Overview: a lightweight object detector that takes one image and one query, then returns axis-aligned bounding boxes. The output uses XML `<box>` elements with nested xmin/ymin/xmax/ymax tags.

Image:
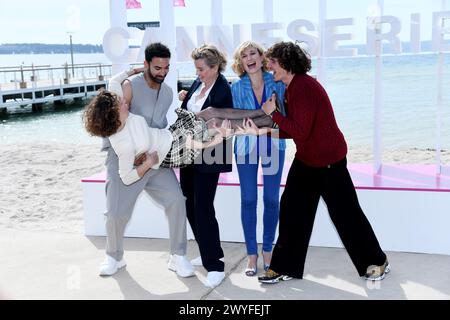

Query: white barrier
<box><xmin>82</xmin><ymin>164</ymin><xmax>450</xmax><ymax>255</ymax></box>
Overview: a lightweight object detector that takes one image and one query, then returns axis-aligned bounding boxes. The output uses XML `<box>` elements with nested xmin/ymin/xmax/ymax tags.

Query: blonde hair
<box><xmin>231</xmin><ymin>41</ymin><xmax>268</xmax><ymax>77</ymax></box>
<box><xmin>191</xmin><ymin>44</ymin><xmax>227</xmax><ymax>73</ymax></box>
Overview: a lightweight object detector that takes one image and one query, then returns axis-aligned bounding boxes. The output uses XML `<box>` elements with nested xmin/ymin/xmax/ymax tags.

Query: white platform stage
<box><xmin>82</xmin><ymin>163</ymin><xmax>450</xmax><ymax>255</ymax></box>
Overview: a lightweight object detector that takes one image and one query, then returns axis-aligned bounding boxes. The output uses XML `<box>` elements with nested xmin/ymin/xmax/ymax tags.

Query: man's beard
<box><xmin>147</xmin><ymin>69</ymin><xmax>165</xmax><ymax>84</ymax></box>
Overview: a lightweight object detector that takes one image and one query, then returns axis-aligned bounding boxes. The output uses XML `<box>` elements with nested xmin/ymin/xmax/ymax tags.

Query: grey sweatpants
<box><xmin>104</xmin><ymin>148</ymin><xmax>188</xmax><ymax>261</ymax></box>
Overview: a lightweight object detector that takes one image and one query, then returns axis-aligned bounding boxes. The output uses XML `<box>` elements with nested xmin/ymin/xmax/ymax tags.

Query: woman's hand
<box><xmin>234</xmin><ymin>119</ymin><xmax>247</xmax><ymax>135</ymax></box>
<box><xmin>144</xmin><ymin>151</ymin><xmax>159</xmax><ymax>167</ymax></box>
<box><xmin>242</xmin><ymin>118</ymin><xmax>260</xmax><ymax>135</ymax></box>
<box><xmin>136</xmin><ymin>151</ymin><xmax>158</xmax><ymax>178</ymax></box>
<box><xmin>127</xmin><ymin>66</ymin><xmax>145</xmax><ymax>77</ymax></box>
<box><xmin>262</xmin><ymin>93</ymin><xmax>276</xmax><ymax>116</ymax></box>
<box><xmin>134</xmin><ymin>152</ymin><xmax>147</xmax><ymax>166</ymax></box>
<box><xmin>213</xmin><ymin>119</ymin><xmax>233</xmax><ymax>138</ymax></box>
<box><xmin>178</xmin><ymin>90</ymin><xmax>188</xmax><ymax>101</ymax></box>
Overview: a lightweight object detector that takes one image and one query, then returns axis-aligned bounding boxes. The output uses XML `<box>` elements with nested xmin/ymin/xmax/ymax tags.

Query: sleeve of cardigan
<box><xmin>271</xmin><ymin>88</ymin><xmax>316</xmax><ymax>143</ymax></box>
<box><xmin>109</xmin><ymin>126</ymin><xmax>140</xmax><ymax>186</ymax></box>
<box><xmin>108</xmin><ymin>71</ymin><xmax>129</xmax><ymax>98</ymax></box>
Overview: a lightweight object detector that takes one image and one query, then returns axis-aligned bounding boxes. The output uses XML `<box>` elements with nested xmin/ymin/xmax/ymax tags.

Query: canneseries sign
<box><xmin>103</xmin><ymin>11</ymin><xmax>450</xmax><ymax>63</ymax></box>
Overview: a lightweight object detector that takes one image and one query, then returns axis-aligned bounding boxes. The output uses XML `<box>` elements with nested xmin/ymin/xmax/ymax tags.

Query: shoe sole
<box><xmin>245</xmin><ymin>268</ymin><xmax>257</xmax><ymax>277</ymax></box>
<box><xmin>205</xmin><ymin>276</ymin><xmax>225</xmax><ymax>288</ymax></box>
<box><xmin>168</xmin><ymin>264</ymin><xmax>195</xmax><ymax>278</ymax></box>
<box><xmin>259</xmin><ymin>275</ymin><xmax>293</xmax><ymax>284</ymax></box>
<box><xmin>365</xmin><ymin>263</ymin><xmax>390</xmax><ymax>281</ymax></box>
<box><xmin>99</xmin><ymin>263</ymin><xmax>126</xmax><ymax>276</ymax></box>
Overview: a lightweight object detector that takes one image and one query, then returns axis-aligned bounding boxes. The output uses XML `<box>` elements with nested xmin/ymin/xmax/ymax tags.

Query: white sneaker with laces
<box><xmin>168</xmin><ymin>254</ymin><xmax>195</xmax><ymax>278</ymax></box>
<box><xmin>190</xmin><ymin>256</ymin><xmax>224</xmax><ymax>267</ymax></box>
<box><xmin>205</xmin><ymin>271</ymin><xmax>225</xmax><ymax>288</ymax></box>
<box><xmin>99</xmin><ymin>255</ymin><xmax>126</xmax><ymax>276</ymax></box>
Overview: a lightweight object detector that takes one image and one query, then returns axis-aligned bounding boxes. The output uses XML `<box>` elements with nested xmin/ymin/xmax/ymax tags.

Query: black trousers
<box><xmin>180</xmin><ymin>165</ymin><xmax>225</xmax><ymax>272</ymax></box>
<box><xmin>271</xmin><ymin>157</ymin><xmax>386</xmax><ymax>278</ymax></box>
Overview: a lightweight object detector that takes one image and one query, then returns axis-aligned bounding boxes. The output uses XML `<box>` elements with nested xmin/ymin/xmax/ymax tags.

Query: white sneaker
<box><xmin>168</xmin><ymin>254</ymin><xmax>195</xmax><ymax>278</ymax></box>
<box><xmin>99</xmin><ymin>255</ymin><xmax>126</xmax><ymax>276</ymax></box>
<box><xmin>205</xmin><ymin>271</ymin><xmax>225</xmax><ymax>288</ymax></box>
<box><xmin>190</xmin><ymin>256</ymin><xmax>224</xmax><ymax>267</ymax></box>
<box><xmin>190</xmin><ymin>256</ymin><xmax>203</xmax><ymax>266</ymax></box>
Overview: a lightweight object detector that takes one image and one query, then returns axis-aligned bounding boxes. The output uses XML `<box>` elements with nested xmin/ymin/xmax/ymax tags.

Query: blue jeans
<box><xmin>235</xmin><ymin>142</ymin><xmax>285</xmax><ymax>256</ymax></box>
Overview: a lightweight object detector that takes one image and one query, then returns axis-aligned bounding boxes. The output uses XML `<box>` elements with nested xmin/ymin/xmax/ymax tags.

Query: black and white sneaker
<box><xmin>364</xmin><ymin>259</ymin><xmax>390</xmax><ymax>281</ymax></box>
<box><xmin>258</xmin><ymin>269</ymin><xmax>292</xmax><ymax>284</ymax></box>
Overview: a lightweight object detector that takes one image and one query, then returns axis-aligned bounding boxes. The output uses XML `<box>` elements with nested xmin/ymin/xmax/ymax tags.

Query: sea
<box><xmin>1</xmin><ymin>52</ymin><xmax>450</xmax><ymax>150</ymax></box>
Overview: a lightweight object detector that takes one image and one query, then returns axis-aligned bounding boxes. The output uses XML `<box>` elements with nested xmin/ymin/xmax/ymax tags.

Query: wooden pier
<box><xmin>0</xmin><ymin>63</ymin><xmax>111</xmax><ymax>113</ymax></box>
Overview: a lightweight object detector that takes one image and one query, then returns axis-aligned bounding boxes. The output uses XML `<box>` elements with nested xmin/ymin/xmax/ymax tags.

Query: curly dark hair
<box><xmin>265</xmin><ymin>41</ymin><xmax>311</xmax><ymax>75</ymax></box>
<box><xmin>83</xmin><ymin>90</ymin><xmax>121</xmax><ymax>138</ymax></box>
<box><xmin>145</xmin><ymin>42</ymin><xmax>171</xmax><ymax>63</ymax></box>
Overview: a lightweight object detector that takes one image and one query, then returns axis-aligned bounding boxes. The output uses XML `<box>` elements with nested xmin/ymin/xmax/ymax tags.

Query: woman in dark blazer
<box><xmin>178</xmin><ymin>44</ymin><xmax>233</xmax><ymax>288</ymax></box>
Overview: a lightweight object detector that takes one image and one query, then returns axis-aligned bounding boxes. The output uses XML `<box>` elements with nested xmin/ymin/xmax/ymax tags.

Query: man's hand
<box><xmin>262</xmin><ymin>93</ymin><xmax>276</xmax><ymax>116</ymax></box>
<box><xmin>134</xmin><ymin>152</ymin><xmax>147</xmax><ymax>166</ymax></box>
<box><xmin>178</xmin><ymin>90</ymin><xmax>188</xmax><ymax>101</ymax></box>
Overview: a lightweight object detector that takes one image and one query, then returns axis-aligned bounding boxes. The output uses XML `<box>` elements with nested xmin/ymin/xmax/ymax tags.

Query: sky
<box><xmin>0</xmin><ymin>0</ymin><xmax>448</xmax><ymax>45</ymax></box>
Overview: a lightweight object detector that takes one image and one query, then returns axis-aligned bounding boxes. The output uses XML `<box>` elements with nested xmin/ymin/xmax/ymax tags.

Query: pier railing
<box><xmin>0</xmin><ymin>63</ymin><xmax>114</xmax><ymax>91</ymax></box>
<box><xmin>0</xmin><ymin>64</ymin><xmax>231</xmax><ymax>112</ymax></box>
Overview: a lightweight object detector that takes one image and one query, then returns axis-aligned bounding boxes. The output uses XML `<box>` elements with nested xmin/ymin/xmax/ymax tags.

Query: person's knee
<box><xmin>105</xmin><ymin>209</ymin><xmax>132</xmax><ymax>222</ymax></box>
<box><xmin>263</xmin><ymin>197</ymin><xmax>279</xmax><ymax>211</ymax></box>
<box><xmin>174</xmin><ymin>191</ymin><xmax>187</xmax><ymax>202</ymax></box>
<box><xmin>241</xmin><ymin>198</ymin><xmax>257</xmax><ymax>211</ymax></box>
<box><xmin>166</xmin><ymin>191</ymin><xmax>187</xmax><ymax>209</ymax></box>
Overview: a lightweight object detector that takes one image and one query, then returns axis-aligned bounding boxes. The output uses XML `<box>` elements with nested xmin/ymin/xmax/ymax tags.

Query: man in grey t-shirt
<box><xmin>99</xmin><ymin>43</ymin><xmax>195</xmax><ymax>278</ymax></box>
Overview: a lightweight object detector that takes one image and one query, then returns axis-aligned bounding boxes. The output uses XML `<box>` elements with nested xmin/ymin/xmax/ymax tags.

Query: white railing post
<box><xmin>373</xmin><ymin>0</ymin><xmax>384</xmax><ymax>174</ymax></box>
<box><xmin>108</xmin><ymin>0</ymin><xmax>128</xmax><ymax>74</ymax></box>
<box><xmin>436</xmin><ymin>44</ymin><xmax>444</xmax><ymax>175</ymax></box>
<box><xmin>14</xmin><ymin>71</ymin><xmax>18</xmax><ymax>90</ymax></box>
<box><xmin>160</xmin><ymin>0</ymin><xmax>178</xmax><ymax>126</ymax></box>
<box><xmin>317</xmin><ymin>0</ymin><xmax>327</xmax><ymax>87</ymax></box>
<box><xmin>436</xmin><ymin>0</ymin><xmax>448</xmax><ymax>175</ymax></box>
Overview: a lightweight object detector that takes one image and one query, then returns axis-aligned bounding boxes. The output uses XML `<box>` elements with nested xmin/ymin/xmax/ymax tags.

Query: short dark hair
<box><xmin>266</xmin><ymin>41</ymin><xmax>311</xmax><ymax>75</ymax></box>
<box><xmin>145</xmin><ymin>42</ymin><xmax>171</xmax><ymax>63</ymax></box>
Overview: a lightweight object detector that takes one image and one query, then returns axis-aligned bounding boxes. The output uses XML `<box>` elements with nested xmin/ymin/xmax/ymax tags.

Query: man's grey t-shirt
<box><xmin>101</xmin><ymin>73</ymin><xmax>173</xmax><ymax>151</ymax></box>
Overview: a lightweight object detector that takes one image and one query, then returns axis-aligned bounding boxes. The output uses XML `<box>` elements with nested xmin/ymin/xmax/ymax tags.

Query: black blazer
<box><xmin>180</xmin><ymin>73</ymin><xmax>233</xmax><ymax>173</ymax></box>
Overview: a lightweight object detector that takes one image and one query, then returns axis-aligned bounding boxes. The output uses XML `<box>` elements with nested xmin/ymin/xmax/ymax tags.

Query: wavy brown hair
<box><xmin>83</xmin><ymin>90</ymin><xmax>121</xmax><ymax>138</ymax></box>
<box><xmin>265</xmin><ymin>41</ymin><xmax>311</xmax><ymax>75</ymax></box>
<box><xmin>191</xmin><ymin>44</ymin><xmax>227</xmax><ymax>73</ymax></box>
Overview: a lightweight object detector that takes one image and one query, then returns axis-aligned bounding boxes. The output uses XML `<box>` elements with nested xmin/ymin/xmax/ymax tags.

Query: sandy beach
<box><xmin>0</xmin><ymin>143</ymin><xmax>104</xmax><ymax>233</ymax></box>
<box><xmin>1</xmin><ymin>141</ymin><xmax>449</xmax><ymax>234</ymax></box>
